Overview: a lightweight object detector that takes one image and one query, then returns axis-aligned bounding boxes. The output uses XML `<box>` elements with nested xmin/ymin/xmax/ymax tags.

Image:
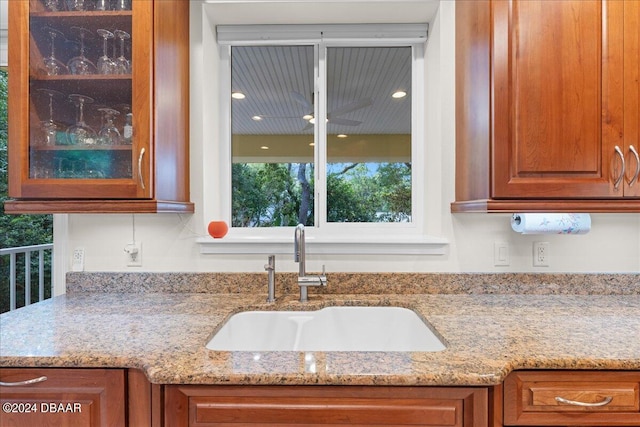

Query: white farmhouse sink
<box><xmin>206</xmin><ymin>306</ymin><xmax>446</xmax><ymax>352</ymax></box>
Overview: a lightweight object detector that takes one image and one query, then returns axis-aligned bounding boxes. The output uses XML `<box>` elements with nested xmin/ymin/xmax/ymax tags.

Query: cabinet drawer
<box><xmin>504</xmin><ymin>371</ymin><xmax>640</xmax><ymax>426</ymax></box>
<box><xmin>0</xmin><ymin>368</ymin><xmax>125</xmax><ymax>427</ymax></box>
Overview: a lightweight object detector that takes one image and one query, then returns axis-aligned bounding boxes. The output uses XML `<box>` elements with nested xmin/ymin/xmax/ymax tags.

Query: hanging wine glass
<box><xmin>96</xmin><ymin>29</ymin><xmax>116</xmax><ymax>74</ymax></box>
<box><xmin>113</xmin><ymin>30</ymin><xmax>131</xmax><ymax>74</ymax></box>
<box><xmin>67</xmin><ymin>27</ymin><xmax>97</xmax><ymax>75</ymax></box>
<box><xmin>42</xmin><ymin>26</ymin><xmax>68</xmax><ymax>76</ymax></box>
<box><xmin>67</xmin><ymin>94</ymin><xmax>97</xmax><ymax>145</ymax></box>
<box><xmin>36</xmin><ymin>88</ymin><xmax>64</xmax><ymax>146</ymax></box>
<box><xmin>97</xmin><ymin>108</ymin><xmax>121</xmax><ymax>145</ymax></box>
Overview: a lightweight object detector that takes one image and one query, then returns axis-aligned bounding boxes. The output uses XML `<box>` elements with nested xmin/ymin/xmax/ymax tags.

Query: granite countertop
<box><xmin>1</xmin><ymin>273</ymin><xmax>639</xmax><ymax>386</ymax></box>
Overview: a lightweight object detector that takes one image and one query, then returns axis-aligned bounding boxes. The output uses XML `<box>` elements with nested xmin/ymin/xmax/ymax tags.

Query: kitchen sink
<box><xmin>206</xmin><ymin>306</ymin><xmax>446</xmax><ymax>352</ymax></box>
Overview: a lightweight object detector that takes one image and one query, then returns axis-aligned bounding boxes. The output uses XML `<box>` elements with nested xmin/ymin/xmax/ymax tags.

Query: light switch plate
<box><xmin>494</xmin><ymin>241</ymin><xmax>510</xmax><ymax>266</ymax></box>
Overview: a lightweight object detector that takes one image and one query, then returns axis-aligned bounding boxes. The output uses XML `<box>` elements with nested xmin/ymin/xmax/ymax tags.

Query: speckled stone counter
<box><xmin>1</xmin><ymin>273</ymin><xmax>639</xmax><ymax>386</ymax></box>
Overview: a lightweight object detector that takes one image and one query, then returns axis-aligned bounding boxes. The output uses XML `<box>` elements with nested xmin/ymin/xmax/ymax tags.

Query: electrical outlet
<box><xmin>494</xmin><ymin>241</ymin><xmax>510</xmax><ymax>266</ymax></box>
<box><xmin>124</xmin><ymin>242</ymin><xmax>142</xmax><ymax>267</ymax></box>
<box><xmin>72</xmin><ymin>247</ymin><xmax>85</xmax><ymax>272</ymax></box>
<box><xmin>533</xmin><ymin>241</ymin><xmax>550</xmax><ymax>267</ymax></box>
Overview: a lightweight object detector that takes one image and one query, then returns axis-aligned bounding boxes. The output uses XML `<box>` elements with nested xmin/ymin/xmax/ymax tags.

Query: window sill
<box><xmin>196</xmin><ymin>235</ymin><xmax>448</xmax><ymax>255</ymax></box>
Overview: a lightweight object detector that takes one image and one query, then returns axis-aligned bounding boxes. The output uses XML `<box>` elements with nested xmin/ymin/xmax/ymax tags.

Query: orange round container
<box><xmin>208</xmin><ymin>221</ymin><xmax>229</xmax><ymax>238</ymax></box>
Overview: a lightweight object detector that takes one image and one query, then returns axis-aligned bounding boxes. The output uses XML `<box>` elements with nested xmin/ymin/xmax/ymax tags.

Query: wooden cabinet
<box><xmin>0</xmin><ymin>368</ymin><xmax>160</xmax><ymax>427</ymax></box>
<box><xmin>0</xmin><ymin>368</ymin><xmax>126</xmax><ymax>426</ymax></box>
<box><xmin>503</xmin><ymin>370</ymin><xmax>640</xmax><ymax>426</ymax></box>
<box><xmin>164</xmin><ymin>385</ymin><xmax>489</xmax><ymax>427</ymax></box>
<box><xmin>453</xmin><ymin>0</ymin><xmax>640</xmax><ymax>213</ymax></box>
<box><xmin>5</xmin><ymin>0</ymin><xmax>193</xmax><ymax>214</ymax></box>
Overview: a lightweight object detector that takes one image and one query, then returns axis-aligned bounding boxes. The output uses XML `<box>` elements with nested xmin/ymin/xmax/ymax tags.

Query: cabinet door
<box><xmin>8</xmin><ymin>0</ymin><xmax>152</xmax><ymax>200</ymax></box>
<box><xmin>0</xmin><ymin>368</ymin><xmax>125</xmax><ymax>427</ymax></box>
<box><xmin>492</xmin><ymin>0</ymin><xmax>625</xmax><ymax>199</ymax></box>
<box><xmin>625</xmin><ymin>0</ymin><xmax>640</xmax><ymax>197</ymax></box>
<box><xmin>165</xmin><ymin>385</ymin><xmax>488</xmax><ymax>427</ymax></box>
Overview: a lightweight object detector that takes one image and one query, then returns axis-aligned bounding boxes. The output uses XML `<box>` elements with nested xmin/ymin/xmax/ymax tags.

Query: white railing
<box><xmin>1</xmin><ymin>243</ymin><xmax>54</xmax><ymax>312</ymax></box>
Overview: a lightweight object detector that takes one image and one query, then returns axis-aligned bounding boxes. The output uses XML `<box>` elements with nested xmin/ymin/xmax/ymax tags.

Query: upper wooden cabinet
<box><xmin>5</xmin><ymin>0</ymin><xmax>193</xmax><ymax>214</ymax></box>
<box><xmin>453</xmin><ymin>0</ymin><xmax>640</xmax><ymax>213</ymax></box>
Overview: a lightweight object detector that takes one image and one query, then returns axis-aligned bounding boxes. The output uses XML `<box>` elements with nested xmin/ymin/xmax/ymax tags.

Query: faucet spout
<box><xmin>293</xmin><ymin>223</ymin><xmax>327</xmax><ymax>302</ymax></box>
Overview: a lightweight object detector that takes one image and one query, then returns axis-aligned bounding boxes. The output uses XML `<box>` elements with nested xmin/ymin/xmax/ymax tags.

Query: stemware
<box><xmin>66</xmin><ymin>0</ymin><xmax>91</xmax><ymax>11</ymax></box>
<box><xmin>67</xmin><ymin>27</ymin><xmax>97</xmax><ymax>75</ymax></box>
<box><xmin>95</xmin><ymin>0</ymin><xmax>111</xmax><ymax>11</ymax></box>
<box><xmin>42</xmin><ymin>27</ymin><xmax>68</xmax><ymax>76</ymax></box>
<box><xmin>36</xmin><ymin>88</ymin><xmax>64</xmax><ymax>146</ymax></box>
<box><xmin>96</xmin><ymin>29</ymin><xmax>116</xmax><ymax>74</ymax></box>
<box><xmin>97</xmin><ymin>108</ymin><xmax>121</xmax><ymax>145</ymax></box>
<box><xmin>113</xmin><ymin>30</ymin><xmax>131</xmax><ymax>74</ymax></box>
<box><xmin>67</xmin><ymin>94</ymin><xmax>97</xmax><ymax>145</ymax></box>
<box><xmin>44</xmin><ymin>0</ymin><xmax>64</xmax><ymax>12</ymax></box>
<box><xmin>114</xmin><ymin>0</ymin><xmax>131</xmax><ymax>11</ymax></box>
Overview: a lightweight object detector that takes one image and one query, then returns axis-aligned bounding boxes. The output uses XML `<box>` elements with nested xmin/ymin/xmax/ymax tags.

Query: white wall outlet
<box><xmin>71</xmin><ymin>247</ymin><xmax>85</xmax><ymax>272</ymax></box>
<box><xmin>533</xmin><ymin>241</ymin><xmax>550</xmax><ymax>267</ymax></box>
<box><xmin>124</xmin><ymin>242</ymin><xmax>142</xmax><ymax>267</ymax></box>
<box><xmin>493</xmin><ymin>241</ymin><xmax>510</xmax><ymax>266</ymax></box>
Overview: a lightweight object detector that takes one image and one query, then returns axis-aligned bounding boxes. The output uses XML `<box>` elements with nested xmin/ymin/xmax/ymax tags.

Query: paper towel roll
<box><xmin>511</xmin><ymin>213</ymin><xmax>591</xmax><ymax>234</ymax></box>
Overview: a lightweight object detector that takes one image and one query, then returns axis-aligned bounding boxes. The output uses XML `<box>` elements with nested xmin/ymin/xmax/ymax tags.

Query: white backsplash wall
<box><xmin>65</xmin><ymin>1</ymin><xmax>640</xmax><ymax>274</ymax></box>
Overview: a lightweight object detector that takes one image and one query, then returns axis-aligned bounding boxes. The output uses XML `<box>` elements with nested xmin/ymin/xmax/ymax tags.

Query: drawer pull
<box><xmin>555</xmin><ymin>395</ymin><xmax>613</xmax><ymax>407</ymax></box>
<box><xmin>0</xmin><ymin>376</ymin><xmax>48</xmax><ymax>387</ymax></box>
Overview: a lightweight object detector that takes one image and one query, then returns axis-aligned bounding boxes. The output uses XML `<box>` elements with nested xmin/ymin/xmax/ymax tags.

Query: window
<box><xmin>218</xmin><ymin>25</ymin><xmax>426</xmax><ymax>237</ymax></box>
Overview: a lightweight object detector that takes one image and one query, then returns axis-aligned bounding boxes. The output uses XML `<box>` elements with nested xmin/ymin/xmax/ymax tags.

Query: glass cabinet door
<box><xmin>28</xmin><ymin>0</ymin><xmax>134</xmax><ymax>181</ymax></box>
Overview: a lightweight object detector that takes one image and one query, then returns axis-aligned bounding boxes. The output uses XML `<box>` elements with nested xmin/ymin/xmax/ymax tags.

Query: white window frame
<box><xmin>199</xmin><ymin>24</ymin><xmax>448</xmax><ymax>255</ymax></box>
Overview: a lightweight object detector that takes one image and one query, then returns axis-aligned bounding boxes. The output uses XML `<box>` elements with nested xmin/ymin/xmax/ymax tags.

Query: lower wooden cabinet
<box><xmin>0</xmin><ymin>368</ymin><xmax>126</xmax><ymax>426</ymax></box>
<box><xmin>503</xmin><ymin>371</ymin><xmax>640</xmax><ymax>426</ymax></box>
<box><xmin>0</xmin><ymin>368</ymin><xmax>160</xmax><ymax>427</ymax></box>
<box><xmin>164</xmin><ymin>385</ymin><xmax>489</xmax><ymax>427</ymax></box>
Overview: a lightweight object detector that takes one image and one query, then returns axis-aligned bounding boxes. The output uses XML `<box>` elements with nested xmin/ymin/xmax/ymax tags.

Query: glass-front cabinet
<box><xmin>7</xmin><ymin>0</ymin><xmax>193</xmax><ymax>213</ymax></box>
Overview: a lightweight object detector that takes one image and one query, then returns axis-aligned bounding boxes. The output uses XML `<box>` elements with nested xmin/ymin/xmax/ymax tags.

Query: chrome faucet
<box><xmin>294</xmin><ymin>224</ymin><xmax>327</xmax><ymax>302</ymax></box>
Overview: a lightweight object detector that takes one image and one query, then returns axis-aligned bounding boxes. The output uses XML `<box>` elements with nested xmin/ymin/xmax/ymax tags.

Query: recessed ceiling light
<box><xmin>251</xmin><ymin>115</ymin><xmax>263</xmax><ymax>121</ymax></box>
<box><xmin>302</xmin><ymin>114</ymin><xmax>313</xmax><ymax>121</ymax></box>
<box><xmin>392</xmin><ymin>90</ymin><xmax>407</xmax><ymax>99</ymax></box>
<box><xmin>308</xmin><ymin>117</ymin><xmax>316</xmax><ymax>124</ymax></box>
<box><xmin>231</xmin><ymin>92</ymin><xmax>246</xmax><ymax>99</ymax></box>
<box><xmin>337</xmin><ymin>134</ymin><xmax>348</xmax><ymax>138</ymax></box>
<box><xmin>309</xmin><ymin>142</ymin><xmax>315</xmax><ymax>146</ymax></box>
<box><xmin>260</xmin><ymin>146</ymin><xmax>269</xmax><ymax>150</ymax></box>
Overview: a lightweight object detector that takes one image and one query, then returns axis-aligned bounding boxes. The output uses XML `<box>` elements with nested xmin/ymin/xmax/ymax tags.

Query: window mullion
<box><xmin>316</xmin><ymin>43</ymin><xmax>328</xmax><ymax>228</ymax></box>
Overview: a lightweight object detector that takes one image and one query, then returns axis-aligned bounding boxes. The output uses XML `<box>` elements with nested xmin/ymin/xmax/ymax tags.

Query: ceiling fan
<box><xmin>291</xmin><ymin>91</ymin><xmax>374</xmax><ymax>129</ymax></box>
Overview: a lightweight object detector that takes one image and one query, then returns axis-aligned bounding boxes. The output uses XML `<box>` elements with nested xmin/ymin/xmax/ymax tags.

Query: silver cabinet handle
<box><xmin>555</xmin><ymin>396</ymin><xmax>613</xmax><ymax>407</ymax></box>
<box><xmin>0</xmin><ymin>376</ymin><xmax>48</xmax><ymax>387</ymax></box>
<box><xmin>138</xmin><ymin>147</ymin><xmax>146</xmax><ymax>190</ymax></box>
<box><xmin>613</xmin><ymin>146</ymin><xmax>625</xmax><ymax>190</ymax></box>
<box><xmin>628</xmin><ymin>145</ymin><xmax>640</xmax><ymax>187</ymax></box>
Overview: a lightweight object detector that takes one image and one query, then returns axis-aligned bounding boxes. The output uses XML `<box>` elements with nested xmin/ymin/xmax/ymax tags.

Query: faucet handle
<box><xmin>320</xmin><ymin>264</ymin><xmax>327</xmax><ymax>286</ymax></box>
<box><xmin>264</xmin><ymin>254</ymin><xmax>275</xmax><ymax>271</ymax></box>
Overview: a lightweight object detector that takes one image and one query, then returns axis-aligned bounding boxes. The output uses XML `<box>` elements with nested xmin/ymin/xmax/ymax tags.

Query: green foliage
<box><xmin>0</xmin><ymin>69</ymin><xmax>54</xmax><ymax>313</ymax></box>
<box><xmin>233</xmin><ymin>158</ymin><xmax>412</xmax><ymax>226</ymax></box>
<box><xmin>232</xmin><ymin>162</ymin><xmax>313</xmax><ymax>227</ymax></box>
